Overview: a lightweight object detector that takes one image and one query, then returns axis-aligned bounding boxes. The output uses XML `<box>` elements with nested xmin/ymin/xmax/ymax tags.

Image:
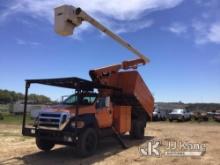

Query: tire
<box><xmin>36</xmin><ymin>138</ymin><xmax>54</xmax><ymax>151</ymax></box>
<box><xmin>158</xmin><ymin>116</ymin><xmax>161</xmax><ymax>121</ymax></box>
<box><xmin>182</xmin><ymin>116</ymin><xmax>185</xmax><ymax>122</ymax></box>
<box><xmin>177</xmin><ymin>116</ymin><xmax>183</xmax><ymax>122</ymax></box>
<box><xmin>130</xmin><ymin>120</ymin><xmax>145</xmax><ymax>139</ymax></box>
<box><xmin>76</xmin><ymin>128</ymin><xmax>98</xmax><ymax>157</ymax></box>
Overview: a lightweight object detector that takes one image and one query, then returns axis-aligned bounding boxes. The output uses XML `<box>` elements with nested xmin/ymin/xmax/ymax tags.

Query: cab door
<box><xmin>95</xmin><ymin>97</ymin><xmax>113</xmax><ymax>128</ymax></box>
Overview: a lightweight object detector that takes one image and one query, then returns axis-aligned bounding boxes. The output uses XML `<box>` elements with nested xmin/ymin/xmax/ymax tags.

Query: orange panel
<box><xmin>113</xmin><ymin>106</ymin><xmax>131</xmax><ymax>134</ymax></box>
<box><xmin>95</xmin><ymin>108</ymin><xmax>113</xmax><ymax>128</ymax></box>
<box><xmin>96</xmin><ymin>70</ymin><xmax>154</xmax><ymax>120</ymax></box>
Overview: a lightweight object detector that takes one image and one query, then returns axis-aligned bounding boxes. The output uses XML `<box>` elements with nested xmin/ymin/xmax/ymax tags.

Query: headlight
<box><xmin>33</xmin><ymin>117</ymin><xmax>39</xmax><ymax>127</ymax></box>
<box><xmin>71</xmin><ymin>121</ymin><xmax>85</xmax><ymax>128</ymax></box>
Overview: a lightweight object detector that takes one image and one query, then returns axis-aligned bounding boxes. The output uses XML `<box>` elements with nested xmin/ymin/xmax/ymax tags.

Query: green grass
<box><xmin>0</xmin><ymin>113</ymin><xmax>33</xmax><ymax>125</ymax></box>
<box><xmin>0</xmin><ymin>104</ymin><xmax>9</xmax><ymax>113</ymax></box>
<box><xmin>0</xmin><ymin>113</ymin><xmax>23</xmax><ymax>124</ymax></box>
<box><xmin>0</xmin><ymin>104</ymin><xmax>33</xmax><ymax>125</ymax></box>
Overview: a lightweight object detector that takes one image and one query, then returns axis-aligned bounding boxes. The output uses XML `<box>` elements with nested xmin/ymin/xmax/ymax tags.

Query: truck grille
<box><xmin>38</xmin><ymin>112</ymin><xmax>70</xmax><ymax>130</ymax></box>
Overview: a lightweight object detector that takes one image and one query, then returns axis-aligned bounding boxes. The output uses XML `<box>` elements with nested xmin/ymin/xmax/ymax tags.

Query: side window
<box><xmin>96</xmin><ymin>98</ymin><xmax>106</xmax><ymax>109</ymax></box>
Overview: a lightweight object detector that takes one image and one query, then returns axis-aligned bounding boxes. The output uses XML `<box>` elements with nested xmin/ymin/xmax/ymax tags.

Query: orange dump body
<box><xmin>113</xmin><ymin>106</ymin><xmax>131</xmax><ymax>134</ymax></box>
<box><xmin>97</xmin><ymin>71</ymin><xmax>154</xmax><ymax>120</ymax></box>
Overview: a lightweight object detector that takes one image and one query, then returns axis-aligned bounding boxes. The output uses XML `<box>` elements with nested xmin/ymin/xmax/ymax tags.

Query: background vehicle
<box><xmin>213</xmin><ymin>110</ymin><xmax>220</xmax><ymax>122</ymax></box>
<box><xmin>22</xmin><ymin>5</ymin><xmax>154</xmax><ymax>157</ymax></box>
<box><xmin>192</xmin><ymin>111</ymin><xmax>209</xmax><ymax>121</ymax></box>
<box><xmin>9</xmin><ymin>100</ymin><xmax>45</xmax><ymax>116</ymax></box>
<box><xmin>152</xmin><ymin>108</ymin><xmax>167</xmax><ymax>121</ymax></box>
<box><xmin>168</xmin><ymin>109</ymin><xmax>191</xmax><ymax>122</ymax></box>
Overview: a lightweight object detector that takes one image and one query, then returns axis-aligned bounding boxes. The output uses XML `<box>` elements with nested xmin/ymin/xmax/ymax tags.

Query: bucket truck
<box><xmin>22</xmin><ymin>5</ymin><xmax>154</xmax><ymax>157</ymax></box>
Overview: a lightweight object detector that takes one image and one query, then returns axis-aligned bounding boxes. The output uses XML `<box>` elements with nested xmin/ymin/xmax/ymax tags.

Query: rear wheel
<box><xmin>76</xmin><ymin>128</ymin><xmax>98</xmax><ymax>157</ymax></box>
<box><xmin>36</xmin><ymin>138</ymin><xmax>54</xmax><ymax>151</ymax></box>
<box><xmin>130</xmin><ymin>120</ymin><xmax>145</xmax><ymax>139</ymax></box>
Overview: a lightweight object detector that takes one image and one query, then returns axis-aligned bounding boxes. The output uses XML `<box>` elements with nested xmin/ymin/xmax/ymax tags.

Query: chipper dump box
<box><xmin>90</xmin><ymin>70</ymin><xmax>154</xmax><ymax>121</ymax></box>
<box><xmin>22</xmin><ymin>5</ymin><xmax>154</xmax><ymax>157</ymax></box>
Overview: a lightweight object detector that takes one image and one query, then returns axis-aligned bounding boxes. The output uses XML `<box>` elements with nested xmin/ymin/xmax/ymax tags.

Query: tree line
<box><xmin>186</xmin><ymin>103</ymin><xmax>220</xmax><ymax>112</ymax></box>
<box><xmin>157</xmin><ymin>102</ymin><xmax>220</xmax><ymax>112</ymax></box>
<box><xmin>0</xmin><ymin>89</ymin><xmax>51</xmax><ymax>104</ymax></box>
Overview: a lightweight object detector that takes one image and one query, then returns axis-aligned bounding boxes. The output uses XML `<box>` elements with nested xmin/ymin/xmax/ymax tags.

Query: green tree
<box><xmin>0</xmin><ymin>89</ymin><xmax>51</xmax><ymax>104</ymax></box>
<box><xmin>0</xmin><ymin>91</ymin><xmax>12</xmax><ymax>103</ymax></box>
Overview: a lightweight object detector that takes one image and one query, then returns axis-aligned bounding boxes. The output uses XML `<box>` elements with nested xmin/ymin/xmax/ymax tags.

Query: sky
<box><xmin>0</xmin><ymin>0</ymin><xmax>220</xmax><ymax>103</ymax></box>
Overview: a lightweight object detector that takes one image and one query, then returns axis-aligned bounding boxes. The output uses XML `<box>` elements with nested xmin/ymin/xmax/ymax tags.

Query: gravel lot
<box><xmin>0</xmin><ymin>122</ymin><xmax>219</xmax><ymax>165</ymax></box>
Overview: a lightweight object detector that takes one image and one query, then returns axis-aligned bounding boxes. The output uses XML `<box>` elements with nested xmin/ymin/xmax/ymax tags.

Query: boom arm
<box><xmin>54</xmin><ymin>5</ymin><xmax>150</xmax><ymax>64</ymax></box>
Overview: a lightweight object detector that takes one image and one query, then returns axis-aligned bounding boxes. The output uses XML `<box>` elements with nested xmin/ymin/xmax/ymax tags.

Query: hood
<box><xmin>41</xmin><ymin>104</ymin><xmax>95</xmax><ymax>115</ymax></box>
<box><xmin>42</xmin><ymin>104</ymin><xmax>72</xmax><ymax>113</ymax></box>
<box><xmin>169</xmin><ymin>111</ymin><xmax>182</xmax><ymax>115</ymax></box>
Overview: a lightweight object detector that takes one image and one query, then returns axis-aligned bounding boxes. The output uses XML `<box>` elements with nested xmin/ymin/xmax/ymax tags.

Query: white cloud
<box><xmin>101</xmin><ymin>19</ymin><xmax>154</xmax><ymax>34</ymax></box>
<box><xmin>207</xmin><ymin>23</ymin><xmax>220</xmax><ymax>43</ymax></box>
<box><xmin>191</xmin><ymin>0</ymin><xmax>220</xmax><ymax>45</ymax></box>
<box><xmin>1</xmin><ymin>0</ymin><xmax>184</xmax><ymax>34</ymax></box>
<box><xmin>194</xmin><ymin>0</ymin><xmax>218</xmax><ymax>7</ymax></box>
<box><xmin>16</xmin><ymin>39</ymin><xmax>26</xmax><ymax>45</ymax></box>
<box><xmin>167</xmin><ymin>22</ymin><xmax>187</xmax><ymax>35</ymax></box>
<box><xmin>192</xmin><ymin>21</ymin><xmax>220</xmax><ymax>44</ymax></box>
<box><xmin>192</xmin><ymin>21</ymin><xmax>208</xmax><ymax>44</ymax></box>
<box><xmin>16</xmin><ymin>38</ymin><xmax>40</xmax><ymax>46</ymax></box>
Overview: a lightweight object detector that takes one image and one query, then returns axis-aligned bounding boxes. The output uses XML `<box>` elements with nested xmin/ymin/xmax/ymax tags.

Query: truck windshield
<box><xmin>62</xmin><ymin>94</ymin><xmax>97</xmax><ymax>105</ymax></box>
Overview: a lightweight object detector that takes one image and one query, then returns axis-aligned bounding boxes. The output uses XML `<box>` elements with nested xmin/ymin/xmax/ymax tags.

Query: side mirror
<box><xmin>105</xmin><ymin>96</ymin><xmax>110</xmax><ymax>107</ymax></box>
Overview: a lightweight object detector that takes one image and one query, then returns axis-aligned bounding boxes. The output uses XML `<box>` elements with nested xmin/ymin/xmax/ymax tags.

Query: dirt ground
<box><xmin>0</xmin><ymin>122</ymin><xmax>219</xmax><ymax>165</ymax></box>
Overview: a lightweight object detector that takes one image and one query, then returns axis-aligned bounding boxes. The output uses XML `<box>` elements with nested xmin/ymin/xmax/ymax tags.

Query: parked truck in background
<box><xmin>168</xmin><ymin>109</ymin><xmax>191</xmax><ymax>122</ymax></box>
<box><xmin>22</xmin><ymin>5</ymin><xmax>154</xmax><ymax>157</ymax></box>
<box><xmin>213</xmin><ymin>110</ymin><xmax>220</xmax><ymax>122</ymax></box>
<box><xmin>192</xmin><ymin>111</ymin><xmax>209</xmax><ymax>121</ymax></box>
<box><xmin>152</xmin><ymin>107</ymin><xmax>167</xmax><ymax>121</ymax></box>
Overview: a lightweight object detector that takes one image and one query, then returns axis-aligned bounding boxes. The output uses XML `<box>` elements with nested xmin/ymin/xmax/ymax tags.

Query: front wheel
<box><xmin>182</xmin><ymin>116</ymin><xmax>185</xmax><ymax>122</ymax></box>
<box><xmin>36</xmin><ymin>138</ymin><xmax>54</xmax><ymax>151</ymax></box>
<box><xmin>76</xmin><ymin>128</ymin><xmax>98</xmax><ymax>157</ymax></box>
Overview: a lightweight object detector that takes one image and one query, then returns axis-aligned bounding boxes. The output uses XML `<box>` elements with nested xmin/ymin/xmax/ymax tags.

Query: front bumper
<box><xmin>22</xmin><ymin>127</ymin><xmax>78</xmax><ymax>144</ymax></box>
<box><xmin>152</xmin><ymin>114</ymin><xmax>158</xmax><ymax>120</ymax></box>
<box><xmin>169</xmin><ymin>114</ymin><xmax>183</xmax><ymax>120</ymax></box>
